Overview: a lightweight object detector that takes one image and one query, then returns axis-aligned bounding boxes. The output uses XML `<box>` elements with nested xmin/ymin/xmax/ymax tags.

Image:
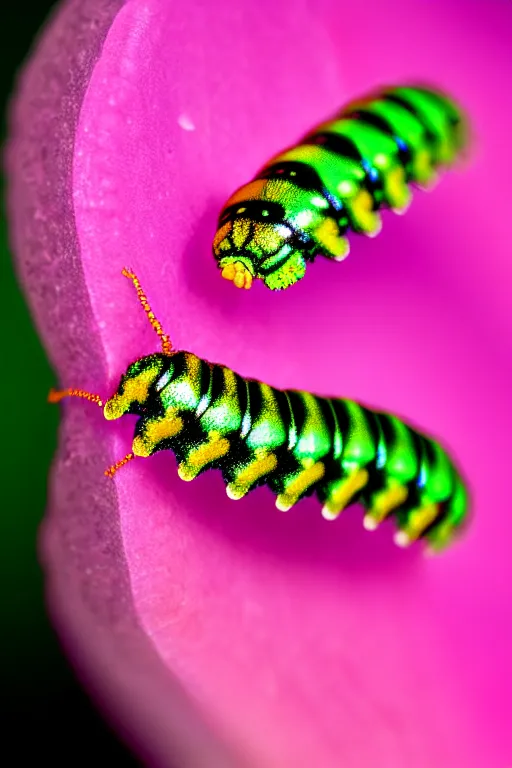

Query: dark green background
<box><xmin>0</xmin><ymin>5</ymin><xmax>139</xmax><ymax>764</ymax></box>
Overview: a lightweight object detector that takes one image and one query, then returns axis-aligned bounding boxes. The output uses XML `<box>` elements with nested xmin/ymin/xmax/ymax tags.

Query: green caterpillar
<box><xmin>214</xmin><ymin>84</ymin><xmax>467</xmax><ymax>290</ymax></box>
<box><xmin>50</xmin><ymin>270</ymin><xmax>468</xmax><ymax>552</ymax></box>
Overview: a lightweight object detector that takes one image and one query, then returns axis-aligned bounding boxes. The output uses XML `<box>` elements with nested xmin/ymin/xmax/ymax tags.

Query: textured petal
<box><xmin>6</xmin><ymin>0</ymin><xmax>511</xmax><ymax>766</ymax></box>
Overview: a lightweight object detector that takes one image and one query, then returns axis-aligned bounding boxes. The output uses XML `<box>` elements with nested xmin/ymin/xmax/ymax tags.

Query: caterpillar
<box><xmin>50</xmin><ymin>269</ymin><xmax>469</xmax><ymax>552</ymax></box>
<box><xmin>214</xmin><ymin>84</ymin><xmax>467</xmax><ymax>290</ymax></box>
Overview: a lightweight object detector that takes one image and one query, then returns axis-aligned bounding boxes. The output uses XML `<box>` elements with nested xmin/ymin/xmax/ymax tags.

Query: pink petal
<box><xmin>7</xmin><ymin>0</ymin><xmax>511</xmax><ymax>766</ymax></box>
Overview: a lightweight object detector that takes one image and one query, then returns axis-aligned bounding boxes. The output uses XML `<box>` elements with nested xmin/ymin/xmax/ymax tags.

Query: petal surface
<box><xmin>7</xmin><ymin>0</ymin><xmax>511</xmax><ymax>766</ymax></box>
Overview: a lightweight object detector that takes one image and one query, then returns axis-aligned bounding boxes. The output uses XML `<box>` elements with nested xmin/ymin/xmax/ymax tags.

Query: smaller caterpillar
<box><xmin>214</xmin><ymin>84</ymin><xmax>467</xmax><ymax>290</ymax></box>
<box><xmin>50</xmin><ymin>269</ymin><xmax>469</xmax><ymax>552</ymax></box>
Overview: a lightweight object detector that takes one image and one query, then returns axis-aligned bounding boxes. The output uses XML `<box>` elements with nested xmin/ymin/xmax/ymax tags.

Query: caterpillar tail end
<box><xmin>221</xmin><ymin>261</ymin><xmax>254</xmax><ymax>290</ymax></box>
<box><xmin>424</xmin><ymin>520</ymin><xmax>463</xmax><ymax>556</ymax></box>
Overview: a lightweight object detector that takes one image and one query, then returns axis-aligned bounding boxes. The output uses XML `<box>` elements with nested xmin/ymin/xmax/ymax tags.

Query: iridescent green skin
<box><xmin>214</xmin><ymin>85</ymin><xmax>467</xmax><ymax>290</ymax></box>
<box><xmin>104</xmin><ymin>351</ymin><xmax>468</xmax><ymax>551</ymax></box>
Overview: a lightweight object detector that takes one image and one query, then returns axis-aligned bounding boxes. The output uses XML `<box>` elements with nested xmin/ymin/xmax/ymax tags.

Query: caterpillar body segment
<box><xmin>214</xmin><ymin>84</ymin><xmax>467</xmax><ymax>291</ymax></box>
<box><xmin>102</xmin><ymin>348</ymin><xmax>467</xmax><ymax>552</ymax></box>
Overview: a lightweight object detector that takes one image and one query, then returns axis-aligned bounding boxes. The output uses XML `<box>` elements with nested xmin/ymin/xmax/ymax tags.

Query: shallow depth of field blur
<box><xmin>0</xmin><ymin>3</ymin><xmax>139</xmax><ymax>763</ymax></box>
<box><xmin>1</xmin><ymin>1</ymin><xmax>511</xmax><ymax>766</ymax></box>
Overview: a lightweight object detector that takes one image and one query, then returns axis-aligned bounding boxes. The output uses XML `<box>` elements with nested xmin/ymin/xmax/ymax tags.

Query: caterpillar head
<box><xmin>48</xmin><ymin>269</ymin><xmax>193</xmax><ymax>475</ymax></box>
<box><xmin>104</xmin><ymin>353</ymin><xmax>172</xmax><ymax>420</ymax></box>
<box><xmin>104</xmin><ymin>351</ymin><xmax>204</xmax><ymax>460</ymax></box>
<box><xmin>214</xmin><ymin>187</ymin><xmax>309</xmax><ymax>291</ymax></box>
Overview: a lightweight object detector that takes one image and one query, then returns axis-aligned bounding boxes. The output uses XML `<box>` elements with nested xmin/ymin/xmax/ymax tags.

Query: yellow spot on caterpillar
<box><xmin>254</xmin><ymin>223</ymin><xmax>288</xmax><ymax>253</ymax></box>
<box><xmin>276</xmin><ymin>462</ymin><xmax>325</xmax><ymax>511</ymax></box>
<box><xmin>314</xmin><ymin>218</ymin><xmax>350</xmax><ymax>260</ymax></box>
<box><xmin>321</xmin><ymin>468</ymin><xmax>369</xmax><ymax>520</ymax></box>
<box><xmin>104</xmin><ymin>369</ymin><xmax>158</xmax><ymax>420</ymax></box>
<box><xmin>385</xmin><ymin>166</ymin><xmax>411</xmax><ymax>211</ymax></box>
<box><xmin>178</xmin><ymin>432</ymin><xmax>230</xmax><ymax>481</ymax></box>
<box><xmin>226</xmin><ymin>451</ymin><xmax>278</xmax><ymax>500</ymax></box>
<box><xmin>413</xmin><ymin>148</ymin><xmax>435</xmax><ymax>186</ymax></box>
<box><xmin>363</xmin><ymin>484</ymin><xmax>409</xmax><ymax>530</ymax></box>
<box><xmin>133</xmin><ymin>413</ymin><xmax>184</xmax><ymax>457</ymax></box>
<box><xmin>222</xmin><ymin>367</ymin><xmax>238</xmax><ymax>400</ymax></box>
<box><xmin>231</xmin><ymin>219</ymin><xmax>251</xmax><ymax>249</ymax></box>
<box><xmin>350</xmin><ymin>189</ymin><xmax>382</xmax><ymax>237</ymax></box>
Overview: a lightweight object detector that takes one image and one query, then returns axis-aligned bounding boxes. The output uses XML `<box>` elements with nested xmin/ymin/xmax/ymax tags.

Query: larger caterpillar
<box><xmin>50</xmin><ymin>269</ymin><xmax>468</xmax><ymax>552</ymax></box>
<box><xmin>214</xmin><ymin>84</ymin><xmax>467</xmax><ymax>290</ymax></box>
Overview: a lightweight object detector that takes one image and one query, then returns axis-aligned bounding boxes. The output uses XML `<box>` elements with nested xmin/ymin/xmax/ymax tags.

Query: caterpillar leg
<box><xmin>276</xmin><ymin>461</ymin><xmax>326</xmax><ymax>511</ymax></box>
<box><xmin>425</xmin><ymin>480</ymin><xmax>468</xmax><ymax>553</ymax></box>
<box><xmin>383</xmin><ymin>166</ymin><xmax>411</xmax><ymax>213</ymax></box>
<box><xmin>363</xmin><ymin>482</ymin><xmax>409</xmax><ymax>530</ymax></box>
<box><xmin>395</xmin><ymin>439</ymin><xmax>462</xmax><ymax>547</ymax></box>
<box><xmin>411</xmin><ymin>148</ymin><xmax>437</xmax><ymax>188</ymax></box>
<box><xmin>132</xmin><ymin>410</ymin><xmax>184</xmax><ymax>457</ymax></box>
<box><xmin>178</xmin><ymin>431</ymin><xmax>230</xmax><ymax>481</ymax></box>
<box><xmin>346</xmin><ymin>189</ymin><xmax>382</xmax><ymax>236</ymax></box>
<box><xmin>261</xmin><ymin>250</ymin><xmax>307</xmax><ymax>291</ymax></box>
<box><xmin>394</xmin><ymin>501</ymin><xmax>441</xmax><ymax>547</ymax></box>
<box><xmin>226</xmin><ymin>449</ymin><xmax>278</xmax><ymax>500</ymax></box>
<box><xmin>321</xmin><ymin>468</ymin><xmax>369</xmax><ymax>520</ymax></box>
<box><xmin>313</xmin><ymin>218</ymin><xmax>350</xmax><ymax>262</ymax></box>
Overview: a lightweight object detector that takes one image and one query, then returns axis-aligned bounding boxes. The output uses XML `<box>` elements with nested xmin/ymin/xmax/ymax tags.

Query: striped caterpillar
<box><xmin>214</xmin><ymin>84</ymin><xmax>467</xmax><ymax>290</ymax></box>
<box><xmin>50</xmin><ymin>269</ymin><xmax>468</xmax><ymax>552</ymax></box>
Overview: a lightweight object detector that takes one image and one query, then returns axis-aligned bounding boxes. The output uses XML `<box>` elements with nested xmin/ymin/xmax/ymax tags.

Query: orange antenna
<box><xmin>48</xmin><ymin>388</ymin><xmax>104</xmax><ymax>407</ymax></box>
<box><xmin>122</xmin><ymin>267</ymin><xmax>172</xmax><ymax>355</ymax></box>
<box><xmin>49</xmin><ymin>386</ymin><xmax>135</xmax><ymax>478</ymax></box>
<box><xmin>105</xmin><ymin>452</ymin><xmax>135</xmax><ymax>478</ymax></box>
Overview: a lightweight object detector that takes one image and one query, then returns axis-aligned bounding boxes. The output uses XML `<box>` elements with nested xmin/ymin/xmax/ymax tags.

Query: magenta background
<box><xmin>7</xmin><ymin>0</ymin><xmax>511</xmax><ymax>766</ymax></box>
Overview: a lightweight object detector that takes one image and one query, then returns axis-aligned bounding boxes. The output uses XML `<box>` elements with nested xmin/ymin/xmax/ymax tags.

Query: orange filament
<box><xmin>122</xmin><ymin>267</ymin><xmax>173</xmax><ymax>354</ymax></box>
<box><xmin>48</xmin><ymin>388</ymin><xmax>104</xmax><ymax>407</ymax></box>
<box><xmin>104</xmin><ymin>452</ymin><xmax>135</xmax><ymax>478</ymax></box>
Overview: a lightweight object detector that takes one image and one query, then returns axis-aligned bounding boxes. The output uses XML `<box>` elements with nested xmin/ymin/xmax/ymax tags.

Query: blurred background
<box><xmin>1</xmin><ymin>2</ymin><xmax>510</xmax><ymax>766</ymax></box>
<box><xmin>0</xmin><ymin>4</ymin><xmax>138</xmax><ymax>764</ymax></box>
